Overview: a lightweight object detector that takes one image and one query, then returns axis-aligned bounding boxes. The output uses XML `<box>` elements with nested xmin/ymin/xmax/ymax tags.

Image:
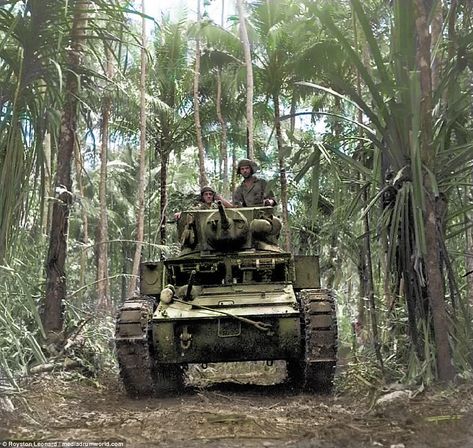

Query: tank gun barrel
<box><xmin>217</xmin><ymin>201</ymin><xmax>230</xmax><ymax>230</ymax></box>
<box><xmin>185</xmin><ymin>269</ymin><xmax>196</xmax><ymax>301</ymax></box>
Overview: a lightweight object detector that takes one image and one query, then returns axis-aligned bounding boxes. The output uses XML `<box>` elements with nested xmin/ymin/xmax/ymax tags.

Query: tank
<box><xmin>115</xmin><ymin>203</ymin><xmax>337</xmax><ymax>396</ymax></box>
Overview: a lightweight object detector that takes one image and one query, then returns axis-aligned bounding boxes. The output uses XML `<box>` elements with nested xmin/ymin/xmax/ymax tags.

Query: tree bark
<box><xmin>128</xmin><ymin>0</ymin><xmax>147</xmax><ymax>297</ymax></box>
<box><xmin>96</xmin><ymin>47</ymin><xmax>113</xmax><ymax>311</ymax></box>
<box><xmin>43</xmin><ymin>0</ymin><xmax>90</xmax><ymax>339</ymax></box>
<box><xmin>41</xmin><ymin>132</ymin><xmax>52</xmax><ymax>236</ymax></box>
<box><xmin>273</xmin><ymin>94</ymin><xmax>291</xmax><ymax>251</ymax></box>
<box><xmin>236</xmin><ymin>0</ymin><xmax>254</xmax><ymax>160</ymax></box>
<box><xmin>73</xmin><ymin>138</ymin><xmax>89</xmax><ymax>302</ymax></box>
<box><xmin>431</xmin><ymin>0</ymin><xmax>443</xmax><ymax>92</ymax></box>
<box><xmin>193</xmin><ymin>0</ymin><xmax>207</xmax><ymax>188</ymax></box>
<box><xmin>414</xmin><ymin>0</ymin><xmax>454</xmax><ymax>382</ymax></box>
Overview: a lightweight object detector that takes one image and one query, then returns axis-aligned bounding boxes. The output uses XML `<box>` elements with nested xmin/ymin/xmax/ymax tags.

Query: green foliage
<box><xmin>0</xmin><ymin>232</ymin><xmax>48</xmax><ymax>387</ymax></box>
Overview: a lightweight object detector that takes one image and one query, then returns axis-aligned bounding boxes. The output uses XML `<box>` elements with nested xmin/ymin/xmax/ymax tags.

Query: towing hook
<box><xmin>180</xmin><ymin>325</ymin><xmax>192</xmax><ymax>350</ymax></box>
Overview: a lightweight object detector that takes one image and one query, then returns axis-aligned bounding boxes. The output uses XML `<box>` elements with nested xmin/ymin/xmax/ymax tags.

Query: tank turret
<box><xmin>178</xmin><ymin>204</ymin><xmax>282</xmax><ymax>254</ymax></box>
<box><xmin>205</xmin><ymin>202</ymin><xmax>249</xmax><ymax>251</ymax></box>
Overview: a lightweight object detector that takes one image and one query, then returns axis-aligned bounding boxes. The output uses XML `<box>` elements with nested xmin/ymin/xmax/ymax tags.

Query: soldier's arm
<box><xmin>263</xmin><ymin>181</ymin><xmax>277</xmax><ymax>206</ymax></box>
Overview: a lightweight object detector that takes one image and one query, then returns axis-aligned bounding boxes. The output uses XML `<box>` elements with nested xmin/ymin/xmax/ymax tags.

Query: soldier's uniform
<box><xmin>233</xmin><ymin>159</ymin><xmax>276</xmax><ymax>207</ymax></box>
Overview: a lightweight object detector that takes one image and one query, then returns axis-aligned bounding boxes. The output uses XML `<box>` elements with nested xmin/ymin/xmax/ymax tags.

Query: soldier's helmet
<box><xmin>236</xmin><ymin>159</ymin><xmax>258</xmax><ymax>175</ymax></box>
<box><xmin>200</xmin><ymin>185</ymin><xmax>216</xmax><ymax>200</ymax></box>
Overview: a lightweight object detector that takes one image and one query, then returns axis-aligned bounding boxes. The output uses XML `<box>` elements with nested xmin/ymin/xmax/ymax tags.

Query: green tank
<box><xmin>115</xmin><ymin>203</ymin><xmax>337</xmax><ymax>396</ymax></box>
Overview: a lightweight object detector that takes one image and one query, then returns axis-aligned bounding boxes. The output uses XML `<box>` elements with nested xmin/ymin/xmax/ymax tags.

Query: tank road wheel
<box><xmin>287</xmin><ymin>289</ymin><xmax>338</xmax><ymax>393</ymax></box>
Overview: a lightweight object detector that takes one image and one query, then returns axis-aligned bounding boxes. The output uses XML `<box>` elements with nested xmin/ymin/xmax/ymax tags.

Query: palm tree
<box><xmin>149</xmin><ymin>16</ymin><xmax>195</xmax><ymax>244</ymax></box>
<box><xmin>0</xmin><ymin>0</ymin><xmax>66</xmax><ymax>262</ymax></box>
<box><xmin>43</xmin><ymin>0</ymin><xmax>92</xmax><ymax>339</ymax></box>
<box><xmin>248</xmin><ymin>0</ymin><xmax>303</xmax><ymax>251</ymax></box>
<box><xmin>128</xmin><ymin>0</ymin><xmax>148</xmax><ymax>296</ymax></box>
<box><xmin>302</xmin><ymin>0</ymin><xmax>473</xmax><ymax>381</ymax></box>
<box><xmin>96</xmin><ymin>46</ymin><xmax>114</xmax><ymax>310</ymax></box>
<box><xmin>193</xmin><ymin>0</ymin><xmax>208</xmax><ymax>188</ymax></box>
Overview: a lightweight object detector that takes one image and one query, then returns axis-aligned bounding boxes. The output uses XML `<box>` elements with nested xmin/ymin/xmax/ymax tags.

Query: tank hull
<box><xmin>152</xmin><ymin>283</ymin><xmax>301</xmax><ymax>364</ymax></box>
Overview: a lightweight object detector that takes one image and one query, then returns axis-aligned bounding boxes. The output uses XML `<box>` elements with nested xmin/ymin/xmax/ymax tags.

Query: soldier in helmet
<box><xmin>233</xmin><ymin>159</ymin><xmax>276</xmax><ymax>207</ymax></box>
<box><xmin>198</xmin><ymin>185</ymin><xmax>217</xmax><ymax>209</ymax></box>
<box><xmin>175</xmin><ymin>186</ymin><xmax>232</xmax><ymax>219</ymax></box>
<box><xmin>198</xmin><ymin>185</ymin><xmax>232</xmax><ymax>209</ymax></box>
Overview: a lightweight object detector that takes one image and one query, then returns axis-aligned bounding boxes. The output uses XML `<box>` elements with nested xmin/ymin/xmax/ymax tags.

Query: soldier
<box><xmin>198</xmin><ymin>185</ymin><xmax>217</xmax><ymax>209</ymax></box>
<box><xmin>175</xmin><ymin>186</ymin><xmax>232</xmax><ymax>219</ymax></box>
<box><xmin>233</xmin><ymin>159</ymin><xmax>276</xmax><ymax>207</ymax></box>
<box><xmin>198</xmin><ymin>185</ymin><xmax>232</xmax><ymax>209</ymax></box>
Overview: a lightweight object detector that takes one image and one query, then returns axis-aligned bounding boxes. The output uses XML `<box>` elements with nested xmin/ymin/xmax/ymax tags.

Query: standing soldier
<box><xmin>233</xmin><ymin>159</ymin><xmax>276</xmax><ymax>207</ymax></box>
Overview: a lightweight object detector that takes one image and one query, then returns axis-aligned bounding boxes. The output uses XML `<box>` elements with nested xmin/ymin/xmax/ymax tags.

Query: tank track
<box><xmin>115</xmin><ymin>298</ymin><xmax>156</xmax><ymax>397</ymax></box>
<box><xmin>115</xmin><ymin>297</ymin><xmax>184</xmax><ymax>397</ymax></box>
<box><xmin>287</xmin><ymin>289</ymin><xmax>338</xmax><ymax>392</ymax></box>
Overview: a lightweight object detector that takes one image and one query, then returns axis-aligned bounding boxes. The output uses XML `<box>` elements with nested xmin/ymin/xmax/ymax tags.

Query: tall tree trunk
<box><xmin>273</xmin><ymin>94</ymin><xmax>291</xmax><ymax>251</ymax></box>
<box><xmin>218</xmin><ymin>1</ymin><xmax>229</xmax><ymax>196</ymax></box>
<box><xmin>128</xmin><ymin>1</ymin><xmax>147</xmax><ymax>297</ymax></box>
<box><xmin>73</xmin><ymin>138</ymin><xmax>89</xmax><ymax>302</ymax></box>
<box><xmin>231</xmin><ymin>146</ymin><xmax>237</xmax><ymax>194</ymax></box>
<box><xmin>159</xmin><ymin>144</ymin><xmax>168</xmax><ymax>245</ymax></box>
<box><xmin>193</xmin><ymin>0</ymin><xmax>207</xmax><ymax>188</ymax></box>
<box><xmin>363</xmin><ymin>186</ymin><xmax>385</xmax><ymax>372</ymax></box>
<box><xmin>216</xmin><ymin>69</ymin><xmax>229</xmax><ymax>196</ymax></box>
<box><xmin>43</xmin><ymin>0</ymin><xmax>90</xmax><ymax>340</ymax></box>
<box><xmin>414</xmin><ymin>0</ymin><xmax>454</xmax><ymax>382</ymax></box>
<box><xmin>96</xmin><ymin>48</ymin><xmax>113</xmax><ymax>311</ymax></box>
<box><xmin>41</xmin><ymin>131</ymin><xmax>52</xmax><ymax>235</ymax></box>
<box><xmin>236</xmin><ymin>0</ymin><xmax>254</xmax><ymax>159</ymax></box>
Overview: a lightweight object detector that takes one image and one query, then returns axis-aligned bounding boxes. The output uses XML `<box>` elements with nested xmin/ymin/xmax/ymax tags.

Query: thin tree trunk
<box><xmin>42</xmin><ymin>131</ymin><xmax>52</xmax><ymax>235</ymax></box>
<box><xmin>216</xmin><ymin>69</ymin><xmax>229</xmax><ymax>196</ymax></box>
<box><xmin>363</xmin><ymin>186</ymin><xmax>384</xmax><ymax>373</ymax></box>
<box><xmin>273</xmin><ymin>94</ymin><xmax>291</xmax><ymax>251</ymax></box>
<box><xmin>231</xmin><ymin>146</ymin><xmax>237</xmax><ymax>194</ymax></box>
<box><xmin>193</xmin><ymin>0</ymin><xmax>207</xmax><ymax>188</ymax></box>
<box><xmin>218</xmin><ymin>1</ymin><xmax>229</xmax><ymax>196</ymax></box>
<box><xmin>121</xmin><ymin>243</ymin><xmax>129</xmax><ymax>303</ymax></box>
<box><xmin>43</xmin><ymin>0</ymin><xmax>89</xmax><ymax>340</ymax></box>
<box><xmin>128</xmin><ymin>1</ymin><xmax>147</xmax><ymax>297</ymax></box>
<box><xmin>414</xmin><ymin>0</ymin><xmax>454</xmax><ymax>382</ymax></box>
<box><xmin>96</xmin><ymin>48</ymin><xmax>113</xmax><ymax>311</ymax></box>
<box><xmin>159</xmin><ymin>144</ymin><xmax>168</xmax><ymax>245</ymax></box>
<box><xmin>236</xmin><ymin>0</ymin><xmax>254</xmax><ymax>159</ymax></box>
<box><xmin>73</xmin><ymin>138</ymin><xmax>89</xmax><ymax>302</ymax></box>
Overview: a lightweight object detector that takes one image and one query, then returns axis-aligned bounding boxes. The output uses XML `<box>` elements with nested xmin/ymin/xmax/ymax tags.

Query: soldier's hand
<box><xmin>264</xmin><ymin>199</ymin><xmax>275</xmax><ymax>206</ymax></box>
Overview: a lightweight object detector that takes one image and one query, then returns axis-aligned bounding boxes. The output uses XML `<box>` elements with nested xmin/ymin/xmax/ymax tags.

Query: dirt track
<box><xmin>1</xmin><ymin>364</ymin><xmax>473</xmax><ymax>448</ymax></box>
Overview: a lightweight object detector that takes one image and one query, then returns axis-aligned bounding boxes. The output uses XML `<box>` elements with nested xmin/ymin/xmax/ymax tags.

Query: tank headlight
<box><xmin>160</xmin><ymin>285</ymin><xmax>175</xmax><ymax>304</ymax></box>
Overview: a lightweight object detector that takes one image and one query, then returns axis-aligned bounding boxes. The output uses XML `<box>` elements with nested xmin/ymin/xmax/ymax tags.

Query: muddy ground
<box><xmin>1</xmin><ymin>363</ymin><xmax>472</xmax><ymax>448</ymax></box>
